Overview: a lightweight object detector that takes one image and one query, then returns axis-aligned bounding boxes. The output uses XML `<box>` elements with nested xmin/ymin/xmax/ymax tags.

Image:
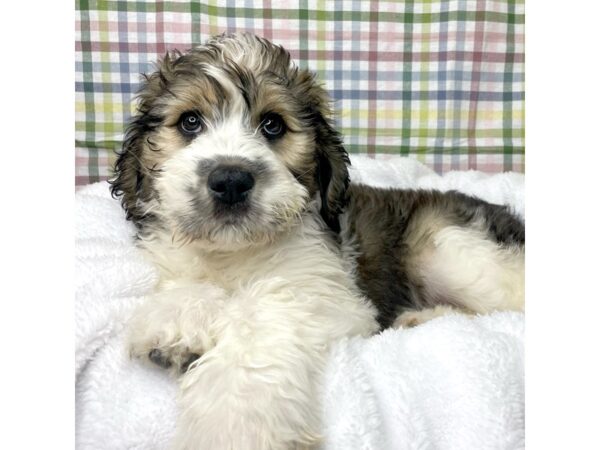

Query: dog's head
<box><xmin>110</xmin><ymin>33</ymin><xmax>349</xmax><ymax>250</ymax></box>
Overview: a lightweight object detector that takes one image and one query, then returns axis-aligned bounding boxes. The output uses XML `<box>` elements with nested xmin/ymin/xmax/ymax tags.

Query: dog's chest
<box><xmin>146</xmin><ymin>225</ymin><xmax>347</xmax><ymax>295</ymax></box>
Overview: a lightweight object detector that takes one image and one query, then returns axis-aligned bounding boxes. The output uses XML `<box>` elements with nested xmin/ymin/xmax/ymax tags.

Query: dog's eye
<box><xmin>178</xmin><ymin>111</ymin><xmax>203</xmax><ymax>135</ymax></box>
<box><xmin>261</xmin><ymin>113</ymin><xmax>286</xmax><ymax>139</ymax></box>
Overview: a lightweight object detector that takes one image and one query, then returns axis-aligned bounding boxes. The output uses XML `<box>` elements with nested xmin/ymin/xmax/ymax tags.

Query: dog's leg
<box><xmin>422</xmin><ymin>226</ymin><xmax>524</xmax><ymax>311</ymax></box>
<box><xmin>174</xmin><ymin>334</ymin><xmax>322</xmax><ymax>449</ymax></box>
<box><xmin>393</xmin><ymin>305</ymin><xmax>469</xmax><ymax>328</ymax></box>
<box><xmin>171</xmin><ymin>285</ymin><xmax>378</xmax><ymax>450</ymax></box>
<box><xmin>128</xmin><ymin>281</ymin><xmax>228</xmax><ymax>374</ymax></box>
<box><xmin>402</xmin><ymin>224</ymin><xmax>524</xmax><ymax>328</ymax></box>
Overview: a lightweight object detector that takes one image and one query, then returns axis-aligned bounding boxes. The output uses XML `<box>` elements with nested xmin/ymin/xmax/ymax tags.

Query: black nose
<box><xmin>207</xmin><ymin>167</ymin><xmax>255</xmax><ymax>205</ymax></box>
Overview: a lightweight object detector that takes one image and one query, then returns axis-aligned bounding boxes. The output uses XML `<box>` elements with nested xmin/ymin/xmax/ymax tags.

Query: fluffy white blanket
<box><xmin>75</xmin><ymin>156</ymin><xmax>524</xmax><ymax>450</ymax></box>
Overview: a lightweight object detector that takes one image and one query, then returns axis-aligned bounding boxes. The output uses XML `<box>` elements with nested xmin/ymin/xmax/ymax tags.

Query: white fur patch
<box><xmin>418</xmin><ymin>225</ymin><xmax>525</xmax><ymax>313</ymax></box>
<box><xmin>130</xmin><ymin>211</ymin><xmax>378</xmax><ymax>449</ymax></box>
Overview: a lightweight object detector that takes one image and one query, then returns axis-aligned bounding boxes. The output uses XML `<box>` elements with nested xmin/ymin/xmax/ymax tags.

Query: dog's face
<box><xmin>111</xmin><ymin>33</ymin><xmax>349</xmax><ymax>250</ymax></box>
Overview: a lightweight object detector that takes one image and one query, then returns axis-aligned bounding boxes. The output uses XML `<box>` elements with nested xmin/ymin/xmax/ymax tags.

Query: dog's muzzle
<box><xmin>208</xmin><ymin>166</ymin><xmax>255</xmax><ymax>205</ymax></box>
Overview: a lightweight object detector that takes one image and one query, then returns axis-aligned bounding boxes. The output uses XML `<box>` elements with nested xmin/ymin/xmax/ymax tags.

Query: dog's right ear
<box><xmin>109</xmin><ymin>53</ymin><xmax>177</xmax><ymax>225</ymax></box>
<box><xmin>109</xmin><ymin>114</ymin><xmax>153</xmax><ymax>225</ymax></box>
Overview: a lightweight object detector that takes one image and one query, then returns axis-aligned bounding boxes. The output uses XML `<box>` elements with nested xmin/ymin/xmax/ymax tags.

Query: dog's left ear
<box><xmin>313</xmin><ymin>113</ymin><xmax>350</xmax><ymax>233</ymax></box>
<box><xmin>300</xmin><ymin>72</ymin><xmax>350</xmax><ymax>233</ymax></box>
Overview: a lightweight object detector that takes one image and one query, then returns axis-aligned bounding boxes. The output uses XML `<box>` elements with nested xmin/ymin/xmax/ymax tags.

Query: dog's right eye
<box><xmin>260</xmin><ymin>113</ymin><xmax>286</xmax><ymax>140</ymax></box>
<box><xmin>178</xmin><ymin>111</ymin><xmax>203</xmax><ymax>135</ymax></box>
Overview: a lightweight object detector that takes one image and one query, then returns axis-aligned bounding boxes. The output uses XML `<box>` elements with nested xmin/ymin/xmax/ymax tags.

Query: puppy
<box><xmin>110</xmin><ymin>33</ymin><xmax>524</xmax><ymax>449</ymax></box>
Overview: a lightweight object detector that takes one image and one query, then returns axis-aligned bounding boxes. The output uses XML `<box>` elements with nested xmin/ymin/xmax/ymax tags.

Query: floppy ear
<box><xmin>295</xmin><ymin>68</ymin><xmax>350</xmax><ymax>232</ymax></box>
<box><xmin>109</xmin><ymin>53</ymin><xmax>176</xmax><ymax>226</ymax></box>
<box><xmin>109</xmin><ymin>114</ymin><xmax>156</xmax><ymax>225</ymax></box>
<box><xmin>313</xmin><ymin>112</ymin><xmax>350</xmax><ymax>233</ymax></box>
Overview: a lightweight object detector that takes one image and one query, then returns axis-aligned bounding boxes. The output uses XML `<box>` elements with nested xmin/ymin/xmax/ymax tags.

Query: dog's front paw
<box><xmin>127</xmin><ymin>284</ymin><xmax>226</xmax><ymax>374</ymax></box>
<box><xmin>128</xmin><ymin>316</ymin><xmax>209</xmax><ymax>374</ymax></box>
<box><xmin>148</xmin><ymin>348</ymin><xmax>201</xmax><ymax>373</ymax></box>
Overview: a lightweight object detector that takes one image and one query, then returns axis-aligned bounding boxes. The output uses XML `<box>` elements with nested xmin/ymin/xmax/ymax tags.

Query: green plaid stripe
<box><xmin>75</xmin><ymin>0</ymin><xmax>525</xmax><ymax>186</ymax></box>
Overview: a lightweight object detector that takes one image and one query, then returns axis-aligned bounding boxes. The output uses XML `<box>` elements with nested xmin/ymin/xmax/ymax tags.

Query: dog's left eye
<box><xmin>261</xmin><ymin>113</ymin><xmax>286</xmax><ymax>139</ymax></box>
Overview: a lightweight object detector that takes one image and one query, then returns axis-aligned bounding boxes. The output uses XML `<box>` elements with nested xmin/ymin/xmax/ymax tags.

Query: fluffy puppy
<box><xmin>110</xmin><ymin>33</ymin><xmax>524</xmax><ymax>449</ymax></box>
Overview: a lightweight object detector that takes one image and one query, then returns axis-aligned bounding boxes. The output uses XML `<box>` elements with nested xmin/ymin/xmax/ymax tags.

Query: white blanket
<box><xmin>75</xmin><ymin>156</ymin><xmax>524</xmax><ymax>450</ymax></box>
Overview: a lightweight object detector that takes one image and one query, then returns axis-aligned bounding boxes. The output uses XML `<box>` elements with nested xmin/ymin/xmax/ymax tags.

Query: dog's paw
<box><xmin>128</xmin><ymin>318</ymin><xmax>209</xmax><ymax>374</ymax></box>
<box><xmin>148</xmin><ymin>348</ymin><xmax>202</xmax><ymax>373</ymax></box>
<box><xmin>126</xmin><ymin>284</ymin><xmax>227</xmax><ymax>374</ymax></box>
<box><xmin>393</xmin><ymin>305</ymin><xmax>464</xmax><ymax>328</ymax></box>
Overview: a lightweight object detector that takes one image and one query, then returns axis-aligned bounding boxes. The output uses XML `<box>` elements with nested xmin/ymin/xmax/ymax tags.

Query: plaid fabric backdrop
<box><xmin>75</xmin><ymin>0</ymin><xmax>524</xmax><ymax>186</ymax></box>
